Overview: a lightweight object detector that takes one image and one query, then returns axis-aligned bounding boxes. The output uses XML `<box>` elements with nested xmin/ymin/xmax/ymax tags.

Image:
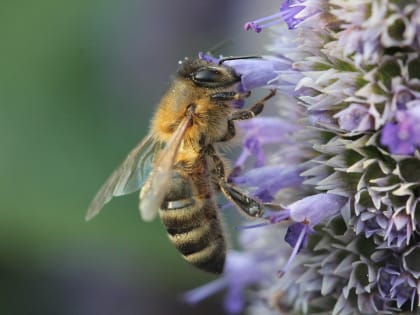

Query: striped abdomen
<box><xmin>159</xmin><ymin>171</ymin><xmax>226</xmax><ymax>274</ymax></box>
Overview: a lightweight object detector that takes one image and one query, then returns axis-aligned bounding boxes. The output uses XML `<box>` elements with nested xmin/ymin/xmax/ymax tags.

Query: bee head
<box><xmin>177</xmin><ymin>58</ymin><xmax>240</xmax><ymax>88</ymax></box>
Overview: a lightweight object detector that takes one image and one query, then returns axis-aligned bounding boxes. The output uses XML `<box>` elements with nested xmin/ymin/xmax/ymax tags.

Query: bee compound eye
<box><xmin>193</xmin><ymin>67</ymin><xmax>224</xmax><ymax>83</ymax></box>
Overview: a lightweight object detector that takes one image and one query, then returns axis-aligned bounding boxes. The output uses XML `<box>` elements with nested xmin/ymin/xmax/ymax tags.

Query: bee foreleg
<box><xmin>230</xmin><ymin>89</ymin><xmax>276</xmax><ymax>121</ymax></box>
<box><xmin>210</xmin><ymin>91</ymin><xmax>251</xmax><ymax>101</ymax></box>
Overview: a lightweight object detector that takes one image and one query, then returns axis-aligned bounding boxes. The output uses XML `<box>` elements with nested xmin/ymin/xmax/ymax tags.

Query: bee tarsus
<box><xmin>230</xmin><ymin>89</ymin><xmax>276</xmax><ymax>120</ymax></box>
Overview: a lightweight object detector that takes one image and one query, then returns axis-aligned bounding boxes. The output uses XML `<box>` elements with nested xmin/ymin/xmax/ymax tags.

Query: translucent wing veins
<box><xmin>85</xmin><ymin>134</ymin><xmax>159</xmax><ymax>221</ymax></box>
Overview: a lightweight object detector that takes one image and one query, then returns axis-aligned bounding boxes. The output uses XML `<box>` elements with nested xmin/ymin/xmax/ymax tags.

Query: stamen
<box><xmin>278</xmin><ymin>223</ymin><xmax>309</xmax><ymax>277</ymax></box>
<box><xmin>236</xmin><ymin>211</ymin><xmax>290</xmax><ymax>230</ymax></box>
<box><xmin>235</xmin><ymin>222</ymin><xmax>271</xmax><ymax>230</ymax></box>
<box><xmin>244</xmin><ymin>12</ymin><xmax>284</xmax><ymax>33</ymax></box>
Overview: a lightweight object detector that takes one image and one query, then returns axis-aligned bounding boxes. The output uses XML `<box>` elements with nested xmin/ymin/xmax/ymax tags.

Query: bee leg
<box><xmin>218</xmin><ymin>181</ymin><xmax>264</xmax><ymax>217</ymax></box>
<box><xmin>230</xmin><ymin>89</ymin><xmax>276</xmax><ymax>120</ymax></box>
<box><xmin>217</xmin><ymin>90</ymin><xmax>274</xmax><ymax>142</ymax></box>
<box><xmin>218</xmin><ymin>120</ymin><xmax>236</xmax><ymax>142</ymax></box>
<box><xmin>210</xmin><ymin>91</ymin><xmax>251</xmax><ymax>101</ymax></box>
<box><xmin>207</xmin><ymin>145</ymin><xmax>264</xmax><ymax>217</ymax></box>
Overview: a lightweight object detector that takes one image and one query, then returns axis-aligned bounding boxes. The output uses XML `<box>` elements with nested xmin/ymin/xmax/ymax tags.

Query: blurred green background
<box><xmin>1</xmin><ymin>1</ymin><xmax>274</xmax><ymax>314</ymax></box>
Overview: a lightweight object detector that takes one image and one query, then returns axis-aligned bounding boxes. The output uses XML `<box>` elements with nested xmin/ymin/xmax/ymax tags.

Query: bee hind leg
<box><xmin>218</xmin><ymin>180</ymin><xmax>264</xmax><ymax>217</ymax></box>
<box><xmin>207</xmin><ymin>145</ymin><xmax>264</xmax><ymax>218</ymax></box>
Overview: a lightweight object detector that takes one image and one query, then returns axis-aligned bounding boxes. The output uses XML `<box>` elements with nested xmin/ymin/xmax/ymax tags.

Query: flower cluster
<box><xmin>185</xmin><ymin>1</ymin><xmax>420</xmax><ymax>314</ymax></box>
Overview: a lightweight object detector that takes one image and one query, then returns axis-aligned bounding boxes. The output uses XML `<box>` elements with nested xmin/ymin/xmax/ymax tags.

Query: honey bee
<box><xmin>86</xmin><ymin>57</ymin><xmax>276</xmax><ymax>274</ymax></box>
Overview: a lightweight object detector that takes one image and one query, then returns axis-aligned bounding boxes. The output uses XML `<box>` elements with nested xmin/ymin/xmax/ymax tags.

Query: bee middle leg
<box><xmin>207</xmin><ymin>145</ymin><xmax>264</xmax><ymax>218</ymax></box>
<box><xmin>218</xmin><ymin>120</ymin><xmax>235</xmax><ymax>142</ymax></box>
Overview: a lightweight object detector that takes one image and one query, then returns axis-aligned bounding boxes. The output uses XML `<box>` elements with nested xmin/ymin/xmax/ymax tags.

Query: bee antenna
<box><xmin>205</xmin><ymin>39</ymin><xmax>233</xmax><ymax>56</ymax></box>
<box><xmin>218</xmin><ymin>55</ymin><xmax>262</xmax><ymax>65</ymax></box>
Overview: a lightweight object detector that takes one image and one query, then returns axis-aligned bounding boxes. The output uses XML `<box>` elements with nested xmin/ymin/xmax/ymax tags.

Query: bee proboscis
<box><xmin>86</xmin><ymin>57</ymin><xmax>276</xmax><ymax>273</ymax></box>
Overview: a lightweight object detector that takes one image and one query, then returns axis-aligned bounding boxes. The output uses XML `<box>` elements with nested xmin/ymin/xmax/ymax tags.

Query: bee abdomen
<box><xmin>159</xmin><ymin>197</ymin><xmax>226</xmax><ymax>274</ymax></box>
<box><xmin>183</xmin><ymin>237</ymin><xmax>225</xmax><ymax>273</ymax></box>
<box><xmin>167</xmin><ymin>224</ymin><xmax>211</xmax><ymax>255</ymax></box>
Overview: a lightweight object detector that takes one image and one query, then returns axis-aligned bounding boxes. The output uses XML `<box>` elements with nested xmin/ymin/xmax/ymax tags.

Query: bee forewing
<box><xmin>113</xmin><ymin>140</ymin><xmax>162</xmax><ymax>196</ymax></box>
<box><xmin>85</xmin><ymin>134</ymin><xmax>159</xmax><ymax>221</ymax></box>
<box><xmin>139</xmin><ymin>114</ymin><xmax>193</xmax><ymax>221</ymax></box>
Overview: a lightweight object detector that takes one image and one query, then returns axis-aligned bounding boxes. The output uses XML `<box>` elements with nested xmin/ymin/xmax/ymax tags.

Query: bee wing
<box><xmin>86</xmin><ymin>134</ymin><xmax>162</xmax><ymax>221</ymax></box>
<box><xmin>139</xmin><ymin>114</ymin><xmax>193</xmax><ymax>221</ymax></box>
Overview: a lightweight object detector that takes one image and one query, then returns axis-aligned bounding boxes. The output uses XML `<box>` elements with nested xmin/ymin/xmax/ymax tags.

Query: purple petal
<box><xmin>224</xmin><ymin>251</ymin><xmax>263</xmax><ymax>284</ymax></box>
<box><xmin>408</xmin><ymin>105</ymin><xmax>420</xmax><ymax>145</ymax></box>
<box><xmin>280</xmin><ymin>0</ymin><xmax>307</xmax><ymax>29</ymax></box>
<box><xmin>380</xmin><ymin>122</ymin><xmax>414</xmax><ymax>155</ymax></box>
<box><xmin>224</xmin><ymin>287</ymin><xmax>244</xmax><ymax>314</ymax></box>
<box><xmin>288</xmin><ymin>193</ymin><xmax>347</xmax><ymax>225</ymax></box>
<box><xmin>308</xmin><ymin>110</ymin><xmax>335</xmax><ymax>126</ymax></box>
<box><xmin>380</xmin><ymin>108</ymin><xmax>420</xmax><ymax>155</ymax></box>
<box><xmin>333</xmin><ymin>104</ymin><xmax>373</xmax><ymax>132</ymax></box>
<box><xmin>182</xmin><ymin>251</ymin><xmax>263</xmax><ymax>314</ymax></box>
<box><xmin>244</xmin><ymin>1</ymin><xmax>318</xmax><ymax>32</ymax></box>
<box><xmin>279</xmin><ymin>223</ymin><xmax>311</xmax><ymax>276</ymax></box>
<box><xmin>232</xmin><ymin>165</ymin><xmax>303</xmax><ymax>202</ymax></box>
<box><xmin>284</xmin><ymin>222</ymin><xmax>309</xmax><ymax>250</ymax></box>
<box><xmin>198</xmin><ymin>52</ymin><xmax>220</xmax><ymax>63</ymax></box>
<box><xmin>394</xmin><ymin>88</ymin><xmax>415</xmax><ymax>110</ymax></box>
<box><xmin>237</xmin><ymin>117</ymin><xmax>298</xmax><ymax>144</ymax></box>
<box><xmin>234</xmin><ymin>117</ymin><xmax>298</xmax><ymax>170</ymax></box>
<box><xmin>244</xmin><ymin>136</ymin><xmax>265</xmax><ymax>167</ymax></box>
<box><xmin>224</xmin><ymin>57</ymin><xmax>291</xmax><ymax>91</ymax></box>
<box><xmin>183</xmin><ymin>278</ymin><xmax>226</xmax><ymax>304</ymax></box>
